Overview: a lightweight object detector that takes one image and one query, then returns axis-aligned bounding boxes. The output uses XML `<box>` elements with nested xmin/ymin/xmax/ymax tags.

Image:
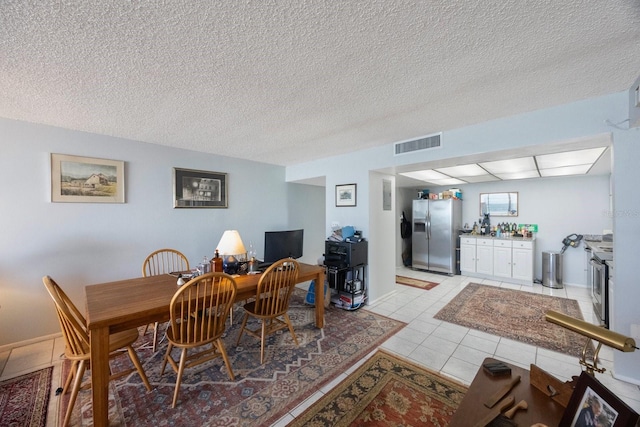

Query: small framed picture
<box><xmin>336</xmin><ymin>183</ymin><xmax>357</xmax><ymax>207</ymax></box>
<box><xmin>559</xmin><ymin>371</ymin><xmax>638</xmax><ymax>427</ymax></box>
<box><xmin>51</xmin><ymin>153</ymin><xmax>125</xmax><ymax>203</ymax></box>
<box><xmin>173</xmin><ymin>168</ymin><xmax>228</xmax><ymax>208</ymax></box>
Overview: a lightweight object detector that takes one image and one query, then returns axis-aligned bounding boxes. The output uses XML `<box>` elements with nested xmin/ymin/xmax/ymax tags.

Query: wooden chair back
<box><xmin>142</xmin><ymin>248</ymin><xmax>190</xmax><ymax>277</ymax></box>
<box><xmin>168</xmin><ymin>272</ymin><xmax>237</xmax><ymax>345</ymax></box>
<box><xmin>254</xmin><ymin>258</ymin><xmax>300</xmax><ymax>317</ymax></box>
<box><xmin>42</xmin><ymin>275</ymin><xmax>90</xmax><ymax>359</ymax></box>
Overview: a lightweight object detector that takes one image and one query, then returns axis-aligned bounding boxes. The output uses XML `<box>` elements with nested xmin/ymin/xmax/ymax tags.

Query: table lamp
<box><xmin>545</xmin><ymin>310</ymin><xmax>637</xmax><ymax>375</ymax></box>
<box><xmin>216</xmin><ymin>230</ymin><xmax>247</xmax><ymax>274</ymax></box>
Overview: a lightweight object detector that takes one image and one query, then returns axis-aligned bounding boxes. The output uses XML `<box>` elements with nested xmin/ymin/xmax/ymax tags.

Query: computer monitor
<box><xmin>263</xmin><ymin>229</ymin><xmax>304</xmax><ymax>263</ymax></box>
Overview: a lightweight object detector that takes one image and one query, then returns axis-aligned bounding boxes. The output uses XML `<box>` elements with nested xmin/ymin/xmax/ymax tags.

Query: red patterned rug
<box><xmin>62</xmin><ymin>288</ymin><xmax>405</xmax><ymax>426</ymax></box>
<box><xmin>434</xmin><ymin>283</ymin><xmax>593</xmax><ymax>358</ymax></box>
<box><xmin>0</xmin><ymin>367</ymin><xmax>52</xmax><ymax>427</ymax></box>
<box><xmin>395</xmin><ymin>275</ymin><xmax>439</xmax><ymax>290</ymax></box>
<box><xmin>288</xmin><ymin>349</ymin><xmax>467</xmax><ymax>426</ymax></box>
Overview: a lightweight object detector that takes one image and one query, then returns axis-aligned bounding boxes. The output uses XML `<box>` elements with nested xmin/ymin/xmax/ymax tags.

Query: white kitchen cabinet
<box><xmin>460</xmin><ymin>239</ymin><xmax>476</xmax><ymax>272</ymax></box>
<box><xmin>476</xmin><ymin>239</ymin><xmax>493</xmax><ymax>275</ymax></box>
<box><xmin>493</xmin><ymin>240</ymin><xmax>513</xmax><ymax>278</ymax></box>
<box><xmin>511</xmin><ymin>241</ymin><xmax>534</xmax><ymax>282</ymax></box>
<box><xmin>460</xmin><ymin>236</ymin><xmax>534</xmax><ymax>285</ymax></box>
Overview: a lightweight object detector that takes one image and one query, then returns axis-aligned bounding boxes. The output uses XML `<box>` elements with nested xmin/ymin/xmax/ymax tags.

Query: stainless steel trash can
<box><xmin>542</xmin><ymin>251</ymin><xmax>563</xmax><ymax>289</ymax></box>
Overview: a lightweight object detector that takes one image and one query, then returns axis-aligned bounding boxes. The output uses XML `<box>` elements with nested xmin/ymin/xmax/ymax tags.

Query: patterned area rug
<box><xmin>434</xmin><ymin>283</ymin><xmax>593</xmax><ymax>358</ymax></box>
<box><xmin>0</xmin><ymin>367</ymin><xmax>52</xmax><ymax>427</ymax></box>
<box><xmin>63</xmin><ymin>289</ymin><xmax>405</xmax><ymax>426</ymax></box>
<box><xmin>395</xmin><ymin>275</ymin><xmax>439</xmax><ymax>290</ymax></box>
<box><xmin>288</xmin><ymin>349</ymin><xmax>467</xmax><ymax>426</ymax></box>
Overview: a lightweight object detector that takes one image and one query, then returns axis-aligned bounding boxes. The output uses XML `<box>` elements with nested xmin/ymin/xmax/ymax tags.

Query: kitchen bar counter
<box><xmin>459</xmin><ymin>233</ymin><xmax>536</xmax><ymax>241</ymax></box>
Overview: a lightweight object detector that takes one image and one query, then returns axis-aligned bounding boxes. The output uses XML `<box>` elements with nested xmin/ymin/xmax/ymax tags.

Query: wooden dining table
<box><xmin>84</xmin><ymin>262</ymin><xmax>325</xmax><ymax>427</ymax></box>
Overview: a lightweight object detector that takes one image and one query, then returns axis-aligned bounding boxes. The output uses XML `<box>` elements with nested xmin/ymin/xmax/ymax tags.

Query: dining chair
<box><xmin>142</xmin><ymin>248</ymin><xmax>190</xmax><ymax>352</ymax></box>
<box><xmin>235</xmin><ymin>258</ymin><xmax>300</xmax><ymax>364</ymax></box>
<box><xmin>160</xmin><ymin>272</ymin><xmax>237</xmax><ymax>408</ymax></box>
<box><xmin>42</xmin><ymin>276</ymin><xmax>152</xmax><ymax>427</ymax></box>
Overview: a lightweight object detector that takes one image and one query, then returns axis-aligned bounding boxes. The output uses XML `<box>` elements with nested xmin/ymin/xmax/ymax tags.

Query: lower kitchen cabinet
<box><xmin>476</xmin><ymin>239</ymin><xmax>494</xmax><ymax>275</ymax></box>
<box><xmin>460</xmin><ymin>237</ymin><xmax>493</xmax><ymax>275</ymax></box>
<box><xmin>493</xmin><ymin>240</ymin><xmax>512</xmax><ymax>278</ymax></box>
<box><xmin>511</xmin><ymin>241</ymin><xmax>534</xmax><ymax>282</ymax></box>
<box><xmin>461</xmin><ymin>236</ymin><xmax>534</xmax><ymax>285</ymax></box>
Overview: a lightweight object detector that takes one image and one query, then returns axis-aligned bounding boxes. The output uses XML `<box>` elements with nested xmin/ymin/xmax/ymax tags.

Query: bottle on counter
<box><xmin>210</xmin><ymin>249</ymin><xmax>223</xmax><ymax>272</ymax></box>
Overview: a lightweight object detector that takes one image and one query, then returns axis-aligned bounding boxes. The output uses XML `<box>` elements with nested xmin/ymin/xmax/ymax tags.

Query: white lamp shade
<box><xmin>216</xmin><ymin>230</ymin><xmax>247</xmax><ymax>255</ymax></box>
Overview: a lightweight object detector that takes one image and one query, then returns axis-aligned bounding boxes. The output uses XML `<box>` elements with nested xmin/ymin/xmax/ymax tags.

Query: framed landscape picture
<box><xmin>51</xmin><ymin>154</ymin><xmax>125</xmax><ymax>203</ymax></box>
<box><xmin>173</xmin><ymin>167</ymin><xmax>228</xmax><ymax>208</ymax></box>
<box><xmin>336</xmin><ymin>183</ymin><xmax>357</xmax><ymax>207</ymax></box>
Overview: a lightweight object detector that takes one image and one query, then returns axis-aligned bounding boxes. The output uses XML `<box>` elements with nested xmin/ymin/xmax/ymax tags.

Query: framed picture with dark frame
<box><xmin>559</xmin><ymin>371</ymin><xmax>639</xmax><ymax>427</ymax></box>
<box><xmin>173</xmin><ymin>167</ymin><xmax>228</xmax><ymax>208</ymax></box>
<box><xmin>336</xmin><ymin>183</ymin><xmax>357</xmax><ymax>207</ymax></box>
<box><xmin>51</xmin><ymin>153</ymin><xmax>125</xmax><ymax>203</ymax></box>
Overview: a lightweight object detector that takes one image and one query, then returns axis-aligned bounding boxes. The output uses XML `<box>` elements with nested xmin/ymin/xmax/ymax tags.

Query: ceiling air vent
<box><xmin>394</xmin><ymin>133</ymin><xmax>442</xmax><ymax>155</ymax></box>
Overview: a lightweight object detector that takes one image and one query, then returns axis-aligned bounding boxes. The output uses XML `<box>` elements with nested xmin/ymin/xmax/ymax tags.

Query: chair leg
<box><xmin>172</xmin><ymin>348</ymin><xmax>188</xmax><ymax>408</ymax></box>
<box><xmin>126</xmin><ymin>345</ymin><xmax>152</xmax><ymax>391</ymax></box>
<box><xmin>152</xmin><ymin>322</ymin><xmax>159</xmax><ymax>352</ymax></box>
<box><xmin>216</xmin><ymin>338</ymin><xmax>235</xmax><ymax>381</ymax></box>
<box><xmin>63</xmin><ymin>360</ymin><xmax>86</xmax><ymax>427</ymax></box>
<box><xmin>260</xmin><ymin>320</ymin><xmax>267</xmax><ymax>364</ymax></box>
<box><xmin>235</xmin><ymin>314</ymin><xmax>249</xmax><ymax>346</ymax></box>
<box><xmin>62</xmin><ymin>360</ymin><xmax>78</xmax><ymax>394</ymax></box>
<box><xmin>160</xmin><ymin>342</ymin><xmax>173</xmax><ymax>376</ymax></box>
<box><xmin>283</xmin><ymin>313</ymin><xmax>299</xmax><ymax>346</ymax></box>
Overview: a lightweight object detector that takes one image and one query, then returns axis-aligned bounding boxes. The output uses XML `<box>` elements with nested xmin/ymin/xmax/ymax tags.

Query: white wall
<box><xmin>287</xmin><ymin>91</ymin><xmax>640</xmax><ymax>383</ymax></box>
<box><xmin>0</xmin><ymin>118</ymin><xmax>325</xmax><ymax>346</ymax></box>
<box><xmin>425</xmin><ymin>174</ymin><xmax>611</xmax><ymax>286</ymax></box>
<box><xmin>367</xmin><ymin>172</ymin><xmax>396</xmax><ymax>303</ymax></box>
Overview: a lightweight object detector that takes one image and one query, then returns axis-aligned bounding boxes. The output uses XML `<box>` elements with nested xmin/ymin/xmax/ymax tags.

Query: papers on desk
<box><xmin>169</xmin><ymin>271</ymin><xmax>195</xmax><ymax>279</ymax></box>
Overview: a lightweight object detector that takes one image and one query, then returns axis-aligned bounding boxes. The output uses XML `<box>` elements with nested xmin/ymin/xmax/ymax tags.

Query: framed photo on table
<box><xmin>173</xmin><ymin>167</ymin><xmax>227</xmax><ymax>208</ymax></box>
<box><xmin>559</xmin><ymin>371</ymin><xmax>639</xmax><ymax>427</ymax></box>
<box><xmin>336</xmin><ymin>183</ymin><xmax>356</xmax><ymax>207</ymax></box>
<box><xmin>51</xmin><ymin>153</ymin><xmax>125</xmax><ymax>203</ymax></box>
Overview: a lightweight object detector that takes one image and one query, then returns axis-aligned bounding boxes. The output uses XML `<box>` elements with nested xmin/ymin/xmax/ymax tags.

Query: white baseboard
<box><xmin>0</xmin><ymin>332</ymin><xmax>62</xmax><ymax>354</ymax></box>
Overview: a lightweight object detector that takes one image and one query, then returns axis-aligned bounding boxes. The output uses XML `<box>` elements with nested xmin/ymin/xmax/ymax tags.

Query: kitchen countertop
<box><xmin>459</xmin><ymin>233</ymin><xmax>535</xmax><ymax>241</ymax></box>
<box><xmin>585</xmin><ymin>240</ymin><xmax>613</xmax><ymax>261</ymax></box>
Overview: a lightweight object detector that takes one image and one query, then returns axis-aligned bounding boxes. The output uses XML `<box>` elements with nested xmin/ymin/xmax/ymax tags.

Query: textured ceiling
<box><xmin>1</xmin><ymin>1</ymin><xmax>639</xmax><ymax>166</ymax></box>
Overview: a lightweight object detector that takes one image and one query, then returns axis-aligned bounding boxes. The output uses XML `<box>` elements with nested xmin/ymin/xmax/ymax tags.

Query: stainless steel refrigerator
<box><xmin>412</xmin><ymin>198</ymin><xmax>462</xmax><ymax>274</ymax></box>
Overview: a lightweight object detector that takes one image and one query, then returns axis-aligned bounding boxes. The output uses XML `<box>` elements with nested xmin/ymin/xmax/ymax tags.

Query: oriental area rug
<box><xmin>61</xmin><ymin>289</ymin><xmax>405</xmax><ymax>426</ymax></box>
<box><xmin>395</xmin><ymin>275</ymin><xmax>440</xmax><ymax>290</ymax></box>
<box><xmin>0</xmin><ymin>367</ymin><xmax>52</xmax><ymax>427</ymax></box>
<box><xmin>288</xmin><ymin>349</ymin><xmax>467</xmax><ymax>427</ymax></box>
<box><xmin>434</xmin><ymin>283</ymin><xmax>593</xmax><ymax>358</ymax></box>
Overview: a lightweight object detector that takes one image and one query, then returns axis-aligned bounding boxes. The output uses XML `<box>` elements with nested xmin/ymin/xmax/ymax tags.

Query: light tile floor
<box><xmin>2</xmin><ymin>267</ymin><xmax>639</xmax><ymax>426</ymax></box>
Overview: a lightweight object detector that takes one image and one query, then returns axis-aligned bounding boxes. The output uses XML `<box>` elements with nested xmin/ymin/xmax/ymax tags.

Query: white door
<box><xmin>493</xmin><ymin>246</ymin><xmax>512</xmax><ymax>278</ymax></box>
<box><xmin>512</xmin><ymin>247</ymin><xmax>533</xmax><ymax>282</ymax></box>
<box><xmin>476</xmin><ymin>243</ymin><xmax>493</xmax><ymax>275</ymax></box>
<box><xmin>460</xmin><ymin>244</ymin><xmax>476</xmax><ymax>273</ymax></box>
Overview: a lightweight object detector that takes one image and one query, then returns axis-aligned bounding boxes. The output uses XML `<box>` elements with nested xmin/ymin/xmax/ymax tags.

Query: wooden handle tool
<box><xmin>504</xmin><ymin>399</ymin><xmax>528</xmax><ymax>419</ymax></box>
<box><xmin>472</xmin><ymin>395</ymin><xmax>515</xmax><ymax>427</ymax></box>
<box><xmin>484</xmin><ymin>375</ymin><xmax>521</xmax><ymax>408</ymax></box>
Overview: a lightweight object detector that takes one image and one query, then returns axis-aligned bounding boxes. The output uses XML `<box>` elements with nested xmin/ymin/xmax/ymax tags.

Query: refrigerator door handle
<box><xmin>426</xmin><ymin>211</ymin><xmax>431</xmax><ymax>239</ymax></box>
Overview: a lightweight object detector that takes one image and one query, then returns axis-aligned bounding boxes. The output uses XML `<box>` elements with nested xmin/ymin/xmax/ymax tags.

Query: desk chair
<box><xmin>160</xmin><ymin>272</ymin><xmax>237</xmax><ymax>408</ymax></box>
<box><xmin>235</xmin><ymin>258</ymin><xmax>300</xmax><ymax>364</ymax></box>
<box><xmin>142</xmin><ymin>248</ymin><xmax>190</xmax><ymax>352</ymax></box>
<box><xmin>42</xmin><ymin>276</ymin><xmax>152</xmax><ymax>427</ymax></box>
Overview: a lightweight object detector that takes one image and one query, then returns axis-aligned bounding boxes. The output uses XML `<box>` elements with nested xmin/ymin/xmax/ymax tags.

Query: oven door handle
<box><xmin>589</xmin><ymin>258</ymin><xmax>603</xmax><ymax>268</ymax></box>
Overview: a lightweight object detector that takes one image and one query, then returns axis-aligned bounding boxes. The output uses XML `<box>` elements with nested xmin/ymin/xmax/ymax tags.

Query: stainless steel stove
<box><xmin>586</xmin><ymin>242</ymin><xmax>612</xmax><ymax>328</ymax></box>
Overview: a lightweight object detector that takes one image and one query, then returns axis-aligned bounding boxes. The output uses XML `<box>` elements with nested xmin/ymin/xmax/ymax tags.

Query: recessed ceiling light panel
<box><xmin>435</xmin><ymin>164</ymin><xmax>487</xmax><ymax>177</ymax></box>
<box><xmin>540</xmin><ymin>165</ymin><xmax>592</xmax><ymax>177</ymax></box>
<box><xmin>536</xmin><ymin>147</ymin><xmax>606</xmax><ymax>169</ymax></box>
<box><xmin>493</xmin><ymin>170</ymin><xmax>540</xmax><ymax>180</ymax></box>
<box><xmin>480</xmin><ymin>157</ymin><xmax>537</xmax><ymax>174</ymax></box>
